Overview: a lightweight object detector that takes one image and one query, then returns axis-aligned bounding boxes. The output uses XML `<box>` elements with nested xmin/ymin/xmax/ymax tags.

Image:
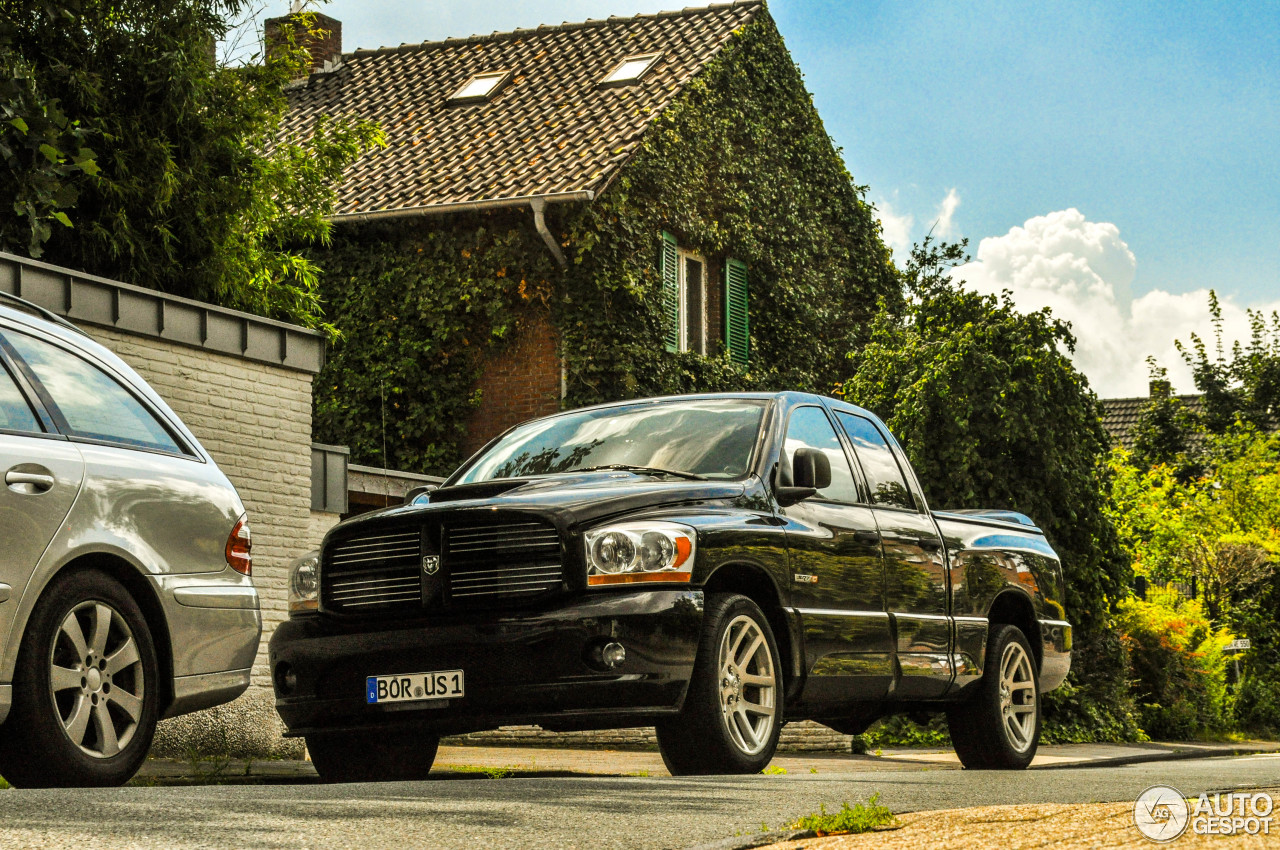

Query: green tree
<box><xmin>1176</xmin><ymin>291</ymin><xmax>1280</xmax><ymax>434</ymax></box>
<box><xmin>1129</xmin><ymin>359</ymin><xmax>1204</xmax><ymax>478</ymax></box>
<box><xmin>0</xmin><ymin>1</ymin><xmax>383</xmax><ymax>329</ymax></box>
<box><xmin>0</xmin><ymin>39</ymin><xmax>99</xmax><ymax>257</ymax></box>
<box><xmin>843</xmin><ymin>238</ymin><xmax>1137</xmax><ymax>740</ymax></box>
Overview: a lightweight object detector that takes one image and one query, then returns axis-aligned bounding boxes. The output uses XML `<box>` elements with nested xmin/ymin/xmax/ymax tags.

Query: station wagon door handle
<box><xmin>6</xmin><ymin>469</ymin><xmax>56</xmax><ymax>493</ymax></box>
<box><xmin>852</xmin><ymin>530</ymin><xmax>880</xmax><ymax>545</ymax></box>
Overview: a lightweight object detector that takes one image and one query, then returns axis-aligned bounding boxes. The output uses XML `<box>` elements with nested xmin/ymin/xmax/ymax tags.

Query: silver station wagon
<box><xmin>0</xmin><ymin>294</ymin><xmax>260</xmax><ymax>787</ymax></box>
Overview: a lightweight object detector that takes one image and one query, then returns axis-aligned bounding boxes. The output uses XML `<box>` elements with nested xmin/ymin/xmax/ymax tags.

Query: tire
<box><xmin>946</xmin><ymin>624</ymin><xmax>1041</xmax><ymax>770</ymax></box>
<box><xmin>306</xmin><ymin>731</ymin><xmax>439</xmax><ymax>783</ymax></box>
<box><xmin>0</xmin><ymin>569</ymin><xmax>160</xmax><ymax>788</ymax></box>
<box><xmin>657</xmin><ymin>593</ymin><xmax>783</xmax><ymax>775</ymax></box>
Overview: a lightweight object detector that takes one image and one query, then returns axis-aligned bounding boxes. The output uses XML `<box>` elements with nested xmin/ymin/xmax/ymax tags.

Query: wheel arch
<box><xmin>986</xmin><ymin>589</ymin><xmax>1041</xmax><ymax>672</ymax></box>
<box><xmin>701</xmin><ymin>562</ymin><xmax>800</xmax><ymax>699</ymax></box>
<box><xmin>35</xmin><ymin>554</ymin><xmax>174</xmax><ymax>715</ymax></box>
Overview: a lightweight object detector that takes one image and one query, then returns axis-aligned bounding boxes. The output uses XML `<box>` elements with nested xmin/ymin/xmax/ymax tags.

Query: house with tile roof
<box><xmin>1100</xmin><ymin>386</ymin><xmax>1205</xmax><ymax>450</ymax></box>
<box><xmin>276</xmin><ymin>2</ymin><xmax>899</xmax><ymax>474</ymax></box>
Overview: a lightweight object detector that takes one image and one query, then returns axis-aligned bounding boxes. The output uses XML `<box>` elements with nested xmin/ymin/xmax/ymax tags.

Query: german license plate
<box><xmin>366</xmin><ymin>669</ymin><xmax>464</xmax><ymax>705</ymax></box>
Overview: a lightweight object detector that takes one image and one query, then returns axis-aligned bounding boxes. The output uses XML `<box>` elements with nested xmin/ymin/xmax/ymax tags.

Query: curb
<box><xmin>1037</xmin><ymin>744</ymin><xmax>1280</xmax><ymax>771</ymax></box>
<box><xmin>685</xmin><ymin>829</ymin><xmax>816</xmax><ymax>850</ymax></box>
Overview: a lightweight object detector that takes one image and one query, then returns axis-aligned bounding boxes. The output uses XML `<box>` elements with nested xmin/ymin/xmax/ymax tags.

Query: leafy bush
<box><xmin>1116</xmin><ymin>592</ymin><xmax>1234</xmax><ymax>740</ymax></box>
<box><xmin>844</xmin><ymin>240</ymin><xmax>1137</xmax><ymax>742</ymax></box>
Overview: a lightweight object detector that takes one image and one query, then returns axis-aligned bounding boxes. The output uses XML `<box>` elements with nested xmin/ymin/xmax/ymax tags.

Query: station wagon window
<box><xmin>836</xmin><ymin>412</ymin><xmax>914</xmax><ymax>510</ymax></box>
<box><xmin>0</xmin><ymin>361</ymin><xmax>40</xmax><ymax>434</ymax></box>
<box><xmin>5</xmin><ymin>332</ymin><xmax>184</xmax><ymax>455</ymax></box>
<box><xmin>782</xmin><ymin>406</ymin><xmax>858</xmax><ymax>504</ymax></box>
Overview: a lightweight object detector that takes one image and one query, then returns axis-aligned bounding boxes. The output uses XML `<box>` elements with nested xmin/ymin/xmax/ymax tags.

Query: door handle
<box><xmin>6</xmin><ymin>469</ymin><xmax>55</xmax><ymax>493</ymax></box>
<box><xmin>883</xmin><ymin>534</ymin><xmax>943</xmax><ymax>551</ymax></box>
<box><xmin>853</xmin><ymin>530</ymin><xmax>880</xmax><ymax>545</ymax></box>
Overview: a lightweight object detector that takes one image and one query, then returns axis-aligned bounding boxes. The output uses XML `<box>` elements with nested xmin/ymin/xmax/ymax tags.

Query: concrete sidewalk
<box><xmin>133</xmin><ymin>739</ymin><xmax>1280</xmax><ymax>785</ymax></box>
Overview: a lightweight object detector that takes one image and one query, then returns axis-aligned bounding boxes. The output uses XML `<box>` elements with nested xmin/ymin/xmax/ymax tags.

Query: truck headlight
<box><xmin>584</xmin><ymin>522</ymin><xmax>695</xmax><ymax>586</ymax></box>
<box><xmin>288</xmin><ymin>550</ymin><xmax>320</xmax><ymax>614</ymax></box>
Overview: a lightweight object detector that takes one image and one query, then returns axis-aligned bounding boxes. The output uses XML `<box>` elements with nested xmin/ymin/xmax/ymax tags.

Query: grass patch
<box><xmin>787</xmin><ymin>795</ymin><xmax>895</xmax><ymax>836</ymax></box>
<box><xmin>445</xmin><ymin>764</ymin><xmax>515</xmax><ymax>779</ymax></box>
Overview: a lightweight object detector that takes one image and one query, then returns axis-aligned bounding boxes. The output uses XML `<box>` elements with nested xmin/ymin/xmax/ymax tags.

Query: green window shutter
<box><xmin>724</xmin><ymin>257</ymin><xmax>749</xmax><ymax>366</ymax></box>
<box><xmin>660</xmin><ymin>231</ymin><xmax>679</xmax><ymax>352</ymax></box>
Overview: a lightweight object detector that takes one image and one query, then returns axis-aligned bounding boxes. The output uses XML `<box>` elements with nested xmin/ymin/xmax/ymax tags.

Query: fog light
<box><xmin>601</xmin><ymin>642</ymin><xmax>626</xmax><ymax>668</ymax></box>
<box><xmin>275</xmin><ymin>662</ymin><xmax>297</xmax><ymax>695</ymax></box>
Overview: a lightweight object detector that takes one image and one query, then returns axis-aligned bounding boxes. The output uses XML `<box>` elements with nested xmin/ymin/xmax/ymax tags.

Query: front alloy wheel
<box><xmin>716</xmin><ymin>614</ymin><xmax>778</xmax><ymax>756</ymax></box>
<box><xmin>657</xmin><ymin>594</ymin><xmax>783</xmax><ymax>775</ymax></box>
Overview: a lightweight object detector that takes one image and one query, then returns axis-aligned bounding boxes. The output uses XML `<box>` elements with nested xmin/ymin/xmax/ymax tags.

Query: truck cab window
<box><xmin>836</xmin><ymin>412</ymin><xmax>915</xmax><ymax>510</ymax></box>
<box><xmin>782</xmin><ymin>406</ymin><xmax>858</xmax><ymax>503</ymax></box>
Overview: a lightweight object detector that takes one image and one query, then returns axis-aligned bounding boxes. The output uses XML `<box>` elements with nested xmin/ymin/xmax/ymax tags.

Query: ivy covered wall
<box><xmin>556</xmin><ymin>12</ymin><xmax>900</xmax><ymax>408</ymax></box>
<box><xmin>312</xmin><ymin>10</ymin><xmax>900</xmax><ymax>474</ymax></box>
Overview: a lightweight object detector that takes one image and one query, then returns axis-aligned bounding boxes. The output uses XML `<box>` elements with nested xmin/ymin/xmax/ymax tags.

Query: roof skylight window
<box><xmin>448</xmin><ymin>70</ymin><xmax>512</xmax><ymax>104</ymax></box>
<box><xmin>600</xmin><ymin>52</ymin><xmax>662</xmax><ymax>87</ymax></box>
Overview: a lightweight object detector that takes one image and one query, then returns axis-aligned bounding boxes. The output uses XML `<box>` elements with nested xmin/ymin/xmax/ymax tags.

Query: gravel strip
<box><xmin>748</xmin><ymin>800</ymin><xmax>1277</xmax><ymax>849</ymax></box>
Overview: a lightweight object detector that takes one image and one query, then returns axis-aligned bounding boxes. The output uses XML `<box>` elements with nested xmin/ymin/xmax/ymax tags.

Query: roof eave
<box><xmin>327</xmin><ymin>190</ymin><xmax>597</xmax><ymax>224</ymax></box>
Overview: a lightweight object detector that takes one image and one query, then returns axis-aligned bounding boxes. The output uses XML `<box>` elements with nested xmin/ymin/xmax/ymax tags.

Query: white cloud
<box><xmin>934</xmin><ymin>188</ymin><xmax>960</xmax><ymax>238</ymax></box>
<box><xmin>950</xmin><ymin>208</ymin><xmax>1280</xmax><ymax>397</ymax></box>
<box><xmin>874</xmin><ymin>197</ymin><xmax>914</xmax><ymax>255</ymax></box>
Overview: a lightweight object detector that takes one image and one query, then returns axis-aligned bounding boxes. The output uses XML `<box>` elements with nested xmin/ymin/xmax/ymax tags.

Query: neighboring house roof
<box><xmin>281</xmin><ymin>2</ymin><xmax>764</xmax><ymax>220</ymax></box>
<box><xmin>1100</xmin><ymin>394</ymin><xmax>1204</xmax><ymax>450</ymax></box>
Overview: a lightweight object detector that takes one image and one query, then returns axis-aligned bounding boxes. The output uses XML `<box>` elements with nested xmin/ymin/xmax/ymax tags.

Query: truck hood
<box><xmin>333</xmin><ymin>472</ymin><xmax>749</xmax><ymax>536</ymax></box>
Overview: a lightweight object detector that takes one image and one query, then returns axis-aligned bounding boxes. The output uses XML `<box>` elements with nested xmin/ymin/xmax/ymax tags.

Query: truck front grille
<box><xmin>445</xmin><ymin>520</ymin><xmax>563</xmax><ymax>602</ymax></box>
<box><xmin>323</xmin><ymin>529</ymin><xmax>421</xmax><ymax>614</ymax></box>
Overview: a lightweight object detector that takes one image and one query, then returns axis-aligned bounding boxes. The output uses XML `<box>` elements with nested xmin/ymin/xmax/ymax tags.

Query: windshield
<box><xmin>454</xmin><ymin>398</ymin><xmax>768</xmax><ymax>484</ymax></box>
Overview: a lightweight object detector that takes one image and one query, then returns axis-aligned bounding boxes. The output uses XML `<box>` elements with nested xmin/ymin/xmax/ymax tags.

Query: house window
<box><xmin>448</xmin><ymin>70</ymin><xmax>512</xmax><ymax>104</ymax></box>
<box><xmin>659</xmin><ymin>233</ymin><xmax>748</xmax><ymax>361</ymax></box>
<box><xmin>600</xmin><ymin>52</ymin><xmax>662</xmax><ymax>87</ymax></box>
<box><xmin>679</xmin><ymin>250</ymin><xmax>706</xmax><ymax>354</ymax></box>
<box><xmin>660</xmin><ymin>233</ymin><xmax>708</xmax><ymax>355</ymax></box>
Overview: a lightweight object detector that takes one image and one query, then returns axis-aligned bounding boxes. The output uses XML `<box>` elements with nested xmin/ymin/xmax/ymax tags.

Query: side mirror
<box><xmin>793</xmin><ymin>447</ymin><xmax>832</xmax><ymax>490</ymax></box>
<box><xmin>774</xmin><ymin>448</ymin><xmax>830</xmax><ymax>507</ymax></box>
<box><xmin>404</xmin><ymin>484</ymin><xmax>439</xmax><ymax>505</ymax></box>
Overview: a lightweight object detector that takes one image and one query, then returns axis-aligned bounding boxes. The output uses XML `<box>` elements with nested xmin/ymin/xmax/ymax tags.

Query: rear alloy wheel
<box><xmin>947</xmin><ymin>624</ymin><xmax>1041</xmax><ymax>770</ymax></box>
<box><xmin>657</xmin><ymin>593</ymin><xmax>782</xmax><ymax>775</ymax></box>
<box><xmin>306</xmin><ymin>731</ymin><xmax>439</xmax><ymax>783</ymax></box>
<box><xmin>0</xmin><ymin>570</ymin><xmax>159</xmax><ymax>787</ymax></box>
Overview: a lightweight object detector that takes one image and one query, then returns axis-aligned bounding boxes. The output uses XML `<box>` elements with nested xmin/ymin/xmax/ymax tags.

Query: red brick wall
<box><xmin>462</xmin><ymin>308</ymin><xmax>561</xmax><ymax>455</ymax></box>
<box><xmin>265</xmin><ymin>12</ymin><xmax>343</xmax><ymax>72</ymax></box>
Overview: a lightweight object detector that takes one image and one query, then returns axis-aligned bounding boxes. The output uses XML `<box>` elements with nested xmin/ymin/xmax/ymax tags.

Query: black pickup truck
<box><xmin>271</xmin><ymin>392</ymin><xmax>1071</xmax><ymax>779</ymax></box>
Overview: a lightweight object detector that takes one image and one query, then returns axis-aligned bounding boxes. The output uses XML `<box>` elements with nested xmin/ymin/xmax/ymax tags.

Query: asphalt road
<box><xmin>2</xmin><ymin>754</ymin><xmax>1279</xmax><ymax>850</ymax></box>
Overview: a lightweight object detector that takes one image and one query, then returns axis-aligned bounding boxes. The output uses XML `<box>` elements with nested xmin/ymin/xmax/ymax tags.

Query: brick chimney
<box><xmin>264</xmin><ymin>10</ymin><xmax>342</xmax><ymax>75</ymax></box>
<box><xmin>1149</xmin><ymin>379</ymin><xmax>1172</xmax><ymax>398</ymax></box>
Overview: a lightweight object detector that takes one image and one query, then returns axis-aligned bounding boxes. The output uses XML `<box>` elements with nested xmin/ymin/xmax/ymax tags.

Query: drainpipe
<box><xmin>530</xmin><ymin>198</ymin><xmax>567</xmax><ymax>269</ymax></box>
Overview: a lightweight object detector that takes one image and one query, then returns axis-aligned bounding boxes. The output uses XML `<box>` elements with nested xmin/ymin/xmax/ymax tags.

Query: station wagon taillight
<box><xmin>226</xmin><ymin>516</ymin><xmax>252</xmax><ymax>576</ymax></box>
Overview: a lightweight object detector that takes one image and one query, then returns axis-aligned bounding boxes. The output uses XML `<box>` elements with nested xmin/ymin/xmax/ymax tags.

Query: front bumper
<box><xmin>269</xmin><ymin>589</ymin><xmax>704</xmax><ymax>737</ymax></box>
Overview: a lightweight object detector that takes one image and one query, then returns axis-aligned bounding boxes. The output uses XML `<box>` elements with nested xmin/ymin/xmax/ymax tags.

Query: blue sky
<box><xmin>266</xmin><ymin>1</ymin><xmax>1280</xmax><ymax>395</ymax></box>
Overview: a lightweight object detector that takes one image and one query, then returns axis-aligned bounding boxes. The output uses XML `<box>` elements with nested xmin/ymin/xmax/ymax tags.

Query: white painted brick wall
<box><xmin>87</xmin><ymin>327</ymin><xmax>335</xmax><ymax>688</ymax></box>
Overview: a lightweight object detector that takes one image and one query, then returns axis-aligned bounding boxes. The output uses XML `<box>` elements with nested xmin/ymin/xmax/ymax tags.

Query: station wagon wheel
<box><xmin>50</xmin><ymin>601</ymin><xmax>146</xmax><ymax>759</ymax></box>
<box><xmin>946</xmin><ymin>623</ymin><xmax>1041</xmax><ymax>770</ymax></box>
<box><xmin>657</xmin><ymin>593</ymin><xmax>783</xmax><ymax>775</ymax></box>
<box><xmin>0</xmin><ymin>569</ymin><xmax>159</xmax><ymax>787</ymax></box>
